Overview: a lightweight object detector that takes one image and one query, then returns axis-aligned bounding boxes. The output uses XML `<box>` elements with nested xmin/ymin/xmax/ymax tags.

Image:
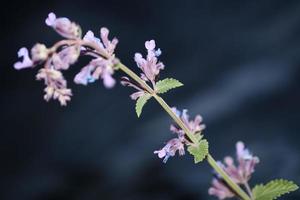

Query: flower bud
<box><xmin>31</xmin><ymin>43</ymin><xmax>48</xmax><ymax>62</ymax></box>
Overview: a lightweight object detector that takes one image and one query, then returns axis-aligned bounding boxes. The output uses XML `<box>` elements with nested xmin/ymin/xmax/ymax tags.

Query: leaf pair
<box><xmin>135</xmin><ymin>78</ymin><xmax>183</xmax><ymax>117</ymax></box>
<box><xmin>252</xmin><ymin>179</ymin><xmax>298</xmax><ymax>200</ymax></box>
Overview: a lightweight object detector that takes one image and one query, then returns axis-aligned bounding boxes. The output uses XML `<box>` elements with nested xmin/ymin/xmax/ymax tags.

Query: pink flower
<box><xmin>36</xmin><ymin>68</ymin><xmax>72</xmax><ymax>106</ymax></box>
<box><xmin>154</xmin><ymin>108</ymin><xmax>205</xmax><ymax>163</ymax></box>
<box><xmin>170</xmin><ymin>107</ymin><xmax>206</xmax><ymax>136</ymax></box>
<box><xmin>208</xmin><ymin>179</ymin><xmax>235</xmax><ymax>200</ymax></box>
<box><xmin>82</xmin><ymin>28</ymin><xmax>118</xmax><ymax>57</ymax></box>
<box><xmin>74</xmin><ymin>57</ymin><xmax>116</xmax><ymax>88</ymax></box>
<box><xmin>83</xmin><ymin>30</ymin><xmax>104</xmax><ymax>49</ymax></box>
<box><xmin>100</xmin><ymin>28</ymin><xmax>118</xmax><ymax>56</ymax></box>
<box><xmin>209</xmin><ymin>141</ymin><xmax>259</xmax><ymax>199</ymax></box>
<box><xmin>219</xmin><ymin>142</ymin><xmax>259</xmax><ymax>184</ymax></box>
<box><xmin>31</xmin><ymin>43</ymin><xmax>49</xmax><ymax>62</ymax></box>
<box><xmin>134</xmin><ymin>40</ymin><xmax>164</xmax><ymax>85</ymax></box>
<box><xmin>14</xmin><ymin>47</ymin><xmax>34</xmax><ymax>70</ymax></box>
<box><xmin>74</xmin><ymin>65</ymin><xmax>95</xmax><ymax>85</ymax></box>
<box><xmin>52</xmin><ymin>46</ymin><xmax>80</xmax><ymax>70</ymax></box>
<box><xmin>235</xmin><ymin>141</ymin><xmax>260</xmax><ymax>182</ymax></box>
<box><xmin>14</xmin><ymin>14</ymin><xmax>118</xmax><ymax>105</ymax></box>
<box><xmin>45</xmin><ymin>12</ymin><xmax>81</xmax><ymax>39</ymax></box>
<box><xmin>154</xmin><ymin>138</ymin><xmax>185</xmax><ymax>163</ymax></box>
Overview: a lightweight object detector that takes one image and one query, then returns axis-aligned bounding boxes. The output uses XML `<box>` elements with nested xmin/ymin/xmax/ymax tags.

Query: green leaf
<box><xmin>187</xmin><ymin>139</ymin><xmax>209</xmax><ymax>163</ymax></box>
<box><xmin>135</xmin><ymin>93</ymin><xmax>152</xmax><ymax>118</ymax></box>
<box><xmin>155</xmin><ymin>78</ymin><xmax>183</xmax><ymax>94</ymax></box>
<box><xmin>253</xmin><ymin>179</ymin><xmax>298</xmax><ymax>200</ymax></box>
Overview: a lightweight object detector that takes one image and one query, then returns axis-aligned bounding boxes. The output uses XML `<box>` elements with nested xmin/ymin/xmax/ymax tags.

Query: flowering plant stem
<box><xmin>13</xmin><ymin>13</ymin><xmax>299</xmax><ymax>200</ymax></box>
<box><xmin>116</xmin><ymin>62</ymin><xmax>251</xmax><ymax>200</ymax></box>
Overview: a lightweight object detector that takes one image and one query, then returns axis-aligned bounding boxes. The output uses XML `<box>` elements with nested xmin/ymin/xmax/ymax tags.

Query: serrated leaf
<box><xmin>155</xmin><ymin>78</ymin><xmax>183</xmax><ymax>94</ymax></box>
<box><xmin>187</xmin><ymin>139</ymin><xmax>209</xmax><ymax>163</ymax></box>
<box><xmin>253</xmin><ymin>179</ymin><xmax>298</xmax><ymax>200</ymax></box>
<box><xmin>135</xmin><ymin>93</ymin><xmax>152</xmax><ymax>117</ymax></box>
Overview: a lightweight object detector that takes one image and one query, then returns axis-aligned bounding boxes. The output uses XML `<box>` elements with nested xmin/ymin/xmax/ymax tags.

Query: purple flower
<box><xmin>74</xmin><ymin>57</ymin><xmax>116</xmax><ymax>88</ymax></box>
<box><xmin>134</xmin><ymin>40</ymin><xmax>164</xmax><ymax>85</ymax></box>
<box><xmin>36</xmin><ymin>68</ymin><xmax>72</xmax><ymax>106</ymax></box>
<box><xmin>83</xmin><ymin>30</ymin><xmax>104</xmax><ymax>49</ymax></box>
<box><xmin>154</xmin><ymin>138</ymin><xmax>185</xmax><ymax>163</ymax></box>
<box><xmin>219</xmin><ymin>142</ymin><xmax>259</xmax><ymax>184</ymax></box>
<box><xmin>170</xmin><ymin>107</ymin><xmax>206</xmax><ymax>136</ymax></box>
<box><xmin>45</xmin><ymin>12</ymin><xmax>81</xmax><ymax>39</ymax></box>
<box><xmin>52</xmin><ymin>46</ymin><xmax>80</xmax><ymax>70</ymax></box>
<box><xmin>209</xmin><ymin>141</ymin><xmax>259</xmax><ymax>199</ymax></box>
<box><xmin>14</xmin><ymin>14</ymin><xmax>118</xmax><ymax>105</ymax></box>
<box><xmin>74</xmin><ymin>65</ymin><xmax>95</xmax><ymax>85</ymax></box>
<box><xmin>14</xmin><ymin>47</ymin><xmax>34</xmax><ymax>70</ymax></box>
<box><xmin>82</xmin><ymin>28</ymin><xmax>118</xmax><ymax>57</ymax></box>
<box><xmin>208</xmin><ymin>179</ymin><xmax>235</xmax><ymax>200</ymax></box>
<box><xmin>31</xmin><ymin>43</ymin><xmax>49</xmax><ymax>62</ymax></box>
<box><xmin>235</xmin><ymin>141</ymin><xmax>260</xmax><ymax>182</ymax></box>
<box><xmin>100</xmin><ymin>28</ymin><xmax>118</xmax><ymax>56</ymax></box>
<box><xmin>154</xmin><ymin>108</ymin><xmax>205</xmax><ymax>162</ymax></box>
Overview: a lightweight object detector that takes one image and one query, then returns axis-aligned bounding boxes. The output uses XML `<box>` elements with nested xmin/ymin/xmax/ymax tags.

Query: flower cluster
<box><xmin>154</xmin><ymin>108</ymin><xmax>205</xmax><ymax>163</ymax></box>
<box><xmin>209</xmin><ymin>141</ymin><xmax>259</xmax><ymax>199</ymax></box>
<box><xmin>14</xmin><ymin>12</ymin><xmax>118</xmax><ymax>105</ymax></box>
<box><xmin>121</xmin><ymin>40</ymin><xmax>164</xmax><ymax>100</ymax></box>
<box><xmin>74</xmin><ymin>28</ymin><xmax>118</xmax><ymax>88</ymax></box>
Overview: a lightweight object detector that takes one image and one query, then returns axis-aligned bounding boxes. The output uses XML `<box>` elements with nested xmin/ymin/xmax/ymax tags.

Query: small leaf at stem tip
<box><xmin>135</xmin><ymin>93</ymin><xmax>152</xmax><ymax>117</ymax></box>
<box><xmin>252</xmin><ymin>179</ymin><xmax>299</xmax><ymax>200</ymax></box>
<box><xmin>155</xmin><ymin>78</ymin><xmax>183</xmax><ymax>94</ymax></box>
<box><xmin>187</xmin><ymin>139</ymin><xmax>209</xmax><ymax>163</ymax></box>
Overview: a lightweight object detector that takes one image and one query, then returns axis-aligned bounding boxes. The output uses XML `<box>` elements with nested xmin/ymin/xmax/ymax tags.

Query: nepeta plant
<box><xmin>14</xmin><ymin>12</ymin><xmax>298</xmax><ymax>200</ymax></box>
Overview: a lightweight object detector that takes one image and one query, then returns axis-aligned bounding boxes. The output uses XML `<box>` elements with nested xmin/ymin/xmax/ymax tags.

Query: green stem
<box><xmin>116</xmin><ymin>62</ymin><xmax>251</xmax><ymax>200</ymax></box>
<box><xmin>152</xmin><ymin>94</ymin><xmax>199</xmax><ymax>144</ymax></box>
<box><xmin>115</xmin><ymin>63</ymin><xmax>153</xmax><ymax>94</ymax></box>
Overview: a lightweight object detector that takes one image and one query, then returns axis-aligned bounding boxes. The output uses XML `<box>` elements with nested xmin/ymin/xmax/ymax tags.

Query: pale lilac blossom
<box><xmin>14</xmin><ymin>47</ymin><xmax>34</xmax><ymax>70</ymax></box>
<box><xmin>219</xmin><ymin>142</ymin><xmax>259</xmax><ymax>184</ymax></box>
<box><xmin>170</xmin><ymin>107</ymin><xmax>206</xmax><ymax>136</ymax></box>
<box><xmin>208</xmin><ymin>179</ymin><xmax>235</xmax><ymax>200</ymax></box>
<box><xmin>121</xmin><ymin>39</ymin><xmax>164</xmax><ymax>99</ymax></box>
<box><xmin>31</xmin><ymin>43</ymin><xmax>49</xmax><ymax>62</ymax></box>
<box><xmin>154</xmin><ymin>108</ymin><xmax>205</xmax><ymax>162</ymax></box>
<box><xmin>154</xmin><ymin>138</ymin><xmax>185</xmax><ymax>163</ymax></box>
<box><xmin>52</xmin><ymin>46</ymin><xmax>80</xmax><ymax>70</ymax></box>
<box><xmin>45</xmin><ymin>12</ymin><xmax>81</xmax><ymax>39</ymax></box>
<box><xmin>83</xmin><ymin>30</ymin><xmax>104</xmax><ymax>49</ymax></box>
<box><xmin>36</xmin><ymin>68</ymin><xmax>72</xmax><ymax>106</ymax></box>
<box><xmin>74</xmin><ymin>57</ymin><xmax>116</xmax><ymax>88</ymax></box>
<box><xmin>82</xmin><ymin>28</ymin><xmax>118</xmax><ymax>57</ymax></box>
<box><xmin>209</xmin><ymin>141</ymin><xmax>259</xmax><ymax>199</ymax></box>
<box><xmin>74</xmin><ymin>65</ymin><xmax>95</xmax><ymax>85</ymax></box>
<box><xmin>100</xmin><ymin>27</ymin><xmax>118</xmax><ymax>56</ymax></box>
<box><xmin>14</xmin><ymin>13</ymin><xmax>119</xmax><ymax>105</ymax></box>
<box><xmin>134</xmin><ymin>40</ymin><xmax>164</xmax><ymax>85</ymax></box>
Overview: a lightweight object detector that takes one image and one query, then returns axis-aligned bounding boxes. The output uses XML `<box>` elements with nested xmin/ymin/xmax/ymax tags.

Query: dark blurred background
<box><xmin>1</xmin><ymin>0</ymin><xmax>300</xmax><ymax>199</ymax></box>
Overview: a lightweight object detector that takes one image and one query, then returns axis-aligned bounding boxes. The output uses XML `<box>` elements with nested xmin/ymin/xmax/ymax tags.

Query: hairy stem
<box><xmin>116</xmin><ymin>62</ymin><xmax>251</xmax><ymax>200</ymax></box>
